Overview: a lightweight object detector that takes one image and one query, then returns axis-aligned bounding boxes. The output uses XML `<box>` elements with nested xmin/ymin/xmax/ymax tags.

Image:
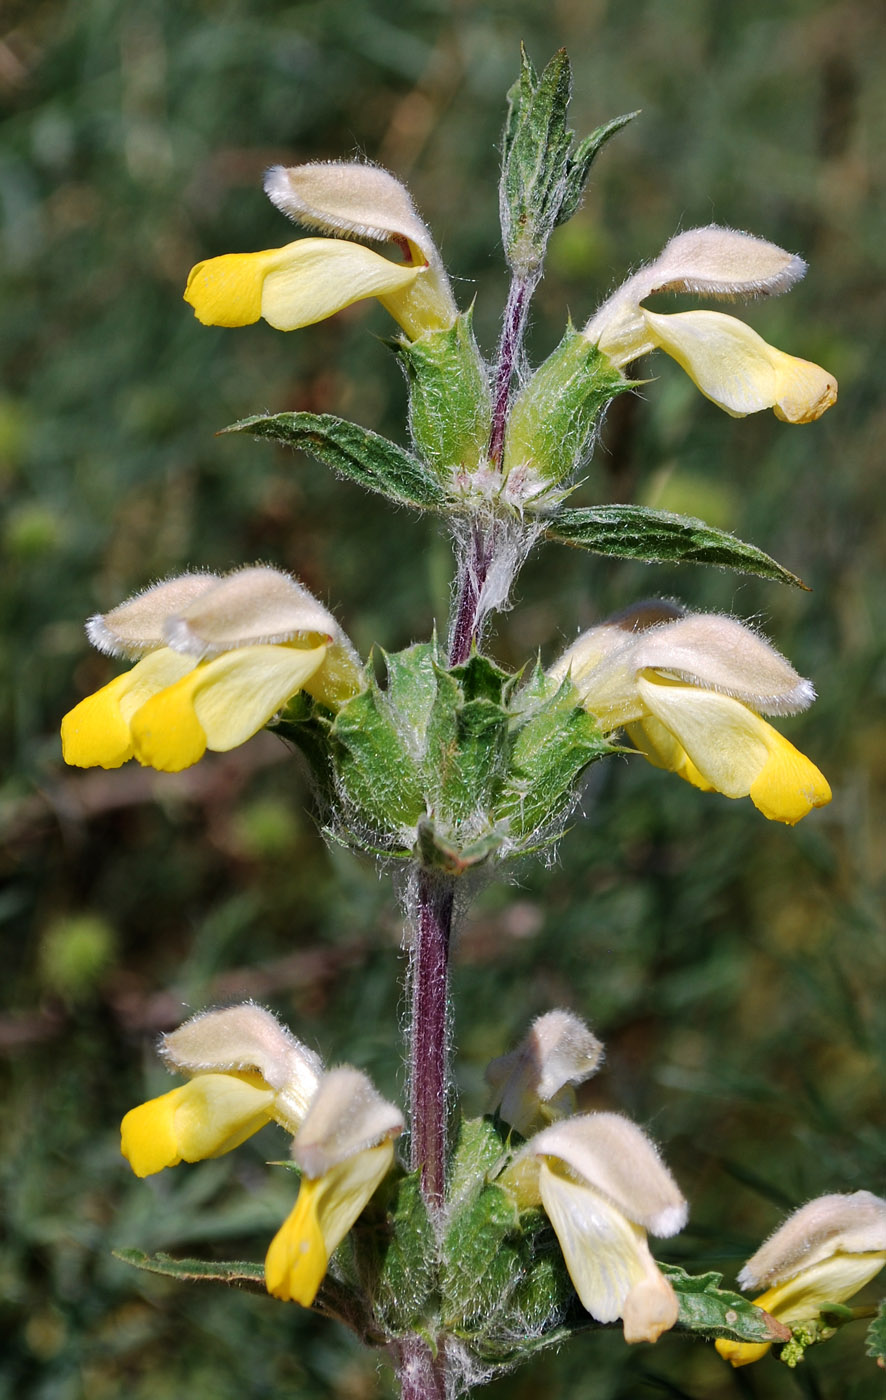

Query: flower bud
<box><xmin>486</xmin><ymin>1010</ymin><xmax>604</xmax><ymax>1136</ymax></box>
<box><xmin>292</xmin><ymin>1065</ymin><xmax>404</xmax><ymax>1179</ymax></box>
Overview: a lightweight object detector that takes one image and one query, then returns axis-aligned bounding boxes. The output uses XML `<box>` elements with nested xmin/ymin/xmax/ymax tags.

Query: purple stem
<box><xmin>396</xmin><ymin>1336</ymin><xmax>447</xmax><ymax>1400</ymax></box>
<box><xmin>409</xmin><ymin>869</ymin><xmax>455</xmax><ymax>1210</ymax></box>
<box><xmin>447</xmin><ymin>271</ymin><xmax>536</xmax><ymax>667</ymax></box>
<box><xmin>487</xmin><ymin>272</ymin><xmax>534</xmax><ymax>468</ymax></box>
<box><xmin>448</xmin><ymin>524</ymin><xmax>495</xmax><ymax>667</ymax></box>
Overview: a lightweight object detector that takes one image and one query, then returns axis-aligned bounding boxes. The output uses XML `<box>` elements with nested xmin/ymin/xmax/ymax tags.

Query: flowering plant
<box><xmin>60</xmin><ymin>45</ymin><xmax>882</xmax><ymax>1400</ymax></box>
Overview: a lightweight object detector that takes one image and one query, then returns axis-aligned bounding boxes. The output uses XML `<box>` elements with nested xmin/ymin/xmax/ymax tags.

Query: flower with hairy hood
<box><xmin>583</xmin><ymin>226</ymin><xmax>837</xmax><ymax>422</ymax></box>
<box><xmin>120</xmin><ymin>1003</ymin><xmax>323</xmax><ymax>1178</ymax></box>
<box><xmin>485</xmin><ymin>1009</ymin><xmax>604</xmax><ymax>1137</ymax></box>
<box><xmin>716</xmin><ymin>1191</ymin><xmax>886</xmax><ymax>1367</ymax></box>
<box><xmin>61</xmin><ymin>566</ymin><xmax>365</xmax><ymax>773</ymax></box>
<box><xmin>550</xmin><ymin>600</ymin><xmax>831</xmax><ymax>825</ymax></box>
<box><xmin>265</xmin><ymin>1066</ymin><xmax>404</xmax><ymax>1306</ymax></box>
<box><xmin>500</xmin><ymin>1112</ymin><xmax>687</xmax><ymax>1343</ymax></box>
<box><xmin>184</xmin><ymin>161</ymin><xmax>457</xmax><ymax>342</ymax></box>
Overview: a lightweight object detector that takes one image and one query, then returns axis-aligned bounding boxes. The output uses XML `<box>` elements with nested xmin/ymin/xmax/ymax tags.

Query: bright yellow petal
<box><xmin>643</xmin><ymin>309</ymin><xmax>837</xmax><ymax>421</ymax></box>
<box><xmin>265</xmin><ymin>1177</ymin><xmax>330</xmax><ymax>1306</ymax></box>
<box><xmin>753</xmin><ymin>1251</ymin><xmax>886</xmax><ymax>1325</ymax></box>
<box><xmin>748</xmin><ymin>729</ymin><xmax>831</xmax><ymax>824</ymax></box>
<box><xmin>715</xmin><ymin>1335</ymin><xmax>773</xmax><ymax>1367</ymax></box>
<box><xmin>130</xmin><ymin>643</ymin><xmax>327</xmax><ymax>772</ymax></box>
<box><xmin>60</xmin><ymin>650</ymin><xmax>196</xmax><ymax>769</ymax></box>
<box><xmin>121</xmin><ymin>1086</ymin><xmax>185</xmax><ymax>1177</ymax></box>
<box><xmin>170</xmin><ymin>1072</ymin><xmax>275</xmax><ymax>1160</ymax></box>
<box><xmin>120</xmin><ymin>1073</ymin><xmax>274</xmax><ymax>1178</ymax></box>
<box><xmin>259</xmin><ymin>238</ymin><xmax>421</xmax><ymax>331</ymax></box>
<box><xmin>184</xmin><ymin>248</ymin><xmax>289</xmax><ymax>327</ymax></box>
<box><xmin>637</xmin><ymin>676</ymin><xmax>830</xmax><ymax>823</ymax></box>
<box><xmin>625</xmin><ymin>716</ymin><xmax>716</xmax><ymax>793</ymax></box>
<box><xmin>265</xmin><ymin>1141</ymin><xmax>394</xmax><ymax>1306</ymax></box>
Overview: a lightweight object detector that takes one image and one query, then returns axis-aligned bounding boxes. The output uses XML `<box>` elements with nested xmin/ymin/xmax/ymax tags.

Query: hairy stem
<box><xmin>448</xmin><ymin>523</ymin><xmax>496</xmax><ymax>666</ymax></box>
<box><xmin>396</xmin><ymin>1336</ymin><xmax>448</xmax><ymax>1400</ymax></box>
<box><xmin>409</xmin><ymin>869</ymin><xmax>455</xmax><ymax>1211</ymax></box>
<box><xmin>488</xmin><ymin>271</ymin><xmax>535</xmax><ymax>468</ymax></box>
<box><xmin>447</xmin><ymin>270</ymin><xmax>537</xmax><ymax>666</ymax></box>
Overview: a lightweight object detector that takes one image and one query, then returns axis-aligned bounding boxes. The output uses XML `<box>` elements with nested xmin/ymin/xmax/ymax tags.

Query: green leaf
<box><xmin>382</xmin><ymin>641</ymin><xmax>441</xmax><ymax>742</ymax></box>
<box><xmin>392</xmin><ymin>309</ymin><xmax>491</xmax><ymax>477</ymax></box>
<box><xmin>441</xmin><ymin>1182</ymin><xmax>522</xmax><ymax>1330</ymax></box>
<box><xmin>496</xmin><ymin>666</ymin><xmax>613</xmax><ymax>837</ymax></box>
<box><xmin>500</xmin><ymin>48</ymin><xmax>574</xmax><ymax>274</ymax></box>
<box><xmin>423</xmin><ymin>657</ymin><xmax>512</xmax><ymax>824</ymax></box>
<box><xmin>661</xmin><ymin>1264</ymin><xmax>791</xmax><ymax>1343</ymax></box>
<box><xmin>447</xmin><ymin>1116</ymin><xmax>510</xmax><ymax>1204</ymax></box>
<box><xmin>865</xmin><ymin>1297</ymin><xmax>886</xmax><ymax>1363</ymax></box>
<box><xmin>501</xmin><ymin>44</ymin><xmax>537</xmax><ymax>167</ymax></box>
<box><xmin>544</xmin><ymin>504</ymin><xmax>807</xmax><ymax>586</ymax></box>
<box><xmin>500</xmin><ymin>48</ymin><xmax>635</xmax><ymax>276</ymax></box>
<box><xmin>223</xmin><ymin>412</ymin><xmax>448</xmax><ymax>511</ymax></box>
<box><xmin>114</xmin><ymin>1248</ymin><xmax>266</xmax><ymax>1291</ymax></box>
<box><xmin>367</xmin><ymin>1171</ymin><xmax>437</xmax><ymax>1334</ymax></box>
<box><xmin>557</xmin><ymin>111</ymin><xmax>639</xmax><ymax>226</ymax></box>
<box><xmin>332</xmin><ymin>680</ymin><xmax>427</xmax><ymax>835</ymax></box>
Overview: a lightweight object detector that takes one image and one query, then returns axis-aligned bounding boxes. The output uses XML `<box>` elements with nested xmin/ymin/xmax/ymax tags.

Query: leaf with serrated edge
<box><xmin>557</xmin><ymin>112</ymin><xmax>639</xmax><ymax>227</ymax></box>
<box><xmin>114</xmin><ymin>1248</ymin><xmax>266</xmax><ymax>1288</ymax></box>
<box><xmin>224</xmin><ymin>412</ymin><xmax>447</xmax><ymax>511</ymax></box>
<box><xmin>661</xmin><ymin>1263</ymin><xmax>791</xmax><ymax>1342</ymax></box>
<box><xmin>545</xmin><ymin>505</ymin><xmax>806</xmax><ymax>587</ymax></box>
<box><xmin>865</xmin><ymin>1297</ymin><xmax>886</xmax><ymax>1362</ymax></box>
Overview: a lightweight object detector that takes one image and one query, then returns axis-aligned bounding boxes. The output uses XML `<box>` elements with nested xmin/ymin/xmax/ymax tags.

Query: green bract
<box><xmin>276</xmin><ymin>642</ymin><xmax>613</xmax><ymax>870</ymax></box>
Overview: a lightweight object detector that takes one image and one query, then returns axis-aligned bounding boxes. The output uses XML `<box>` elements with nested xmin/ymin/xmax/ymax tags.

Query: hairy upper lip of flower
<box><xmin>582</xmin><ymin>225</ymin><xmax>837</xmax><ymax>422</ymax></box>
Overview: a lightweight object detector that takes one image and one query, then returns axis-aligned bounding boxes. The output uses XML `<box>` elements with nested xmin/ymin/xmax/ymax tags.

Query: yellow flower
<box><xmin>485</xmin><ymin>1010</ymin><xmax>604</xmax><ymax>1137</ymax></box>
<box><xmin>550</xmin><ymin>601</ymin><xmax>831</xmax><ymax>824</ymax></box>
<box><xmin>500</xmin><ymin>1112</ymin><xmax>687</xmax><ymax>1343</ymax></box>
<box><xmin>716</xmin><ymin>1191</ymin><xmax>886</xmax><ymax>1367</ymax></box>
<box><xmin>61</xmin><ymin>567</ymin><xmax>365</xmax><ymax>772</ymax></box>
<box><xmin>264</xmin><ymin>1067</ymin><xmax>404</xmax><ymax>1306</ymax></box>
<box><xmin>185</xmin><ymin>162</ymin><xmax>457</xmax><ymax>342</ymax></box>
<box><xmin>583</xmin><ymin>226</ymin><xmax>837</xmax><ymax>421</ymax></box>
<box><xmin>121</xmin><ymin>1004</ymin><xmax>323</xmax><ymax>1178</ymax></box>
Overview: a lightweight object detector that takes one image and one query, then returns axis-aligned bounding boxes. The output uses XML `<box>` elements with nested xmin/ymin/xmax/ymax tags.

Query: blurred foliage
<box><xmin>1</xmin><ymin>0</ymin><xmax>884</xmax><ymax>1397</ymax></box>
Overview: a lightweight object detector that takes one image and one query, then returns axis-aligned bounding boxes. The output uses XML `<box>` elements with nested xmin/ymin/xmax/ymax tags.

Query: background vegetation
<box><xmin>1</xmin><ymin>1</ymin><xmax>883</xmax><ymax>1396</ymax></box>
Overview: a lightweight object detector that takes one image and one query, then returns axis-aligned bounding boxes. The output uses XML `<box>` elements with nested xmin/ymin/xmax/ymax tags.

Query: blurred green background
<box><xmin>1</xmin><ymin>0</ymin><xmax>884</xmax><ymax>1396</ymax></box>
